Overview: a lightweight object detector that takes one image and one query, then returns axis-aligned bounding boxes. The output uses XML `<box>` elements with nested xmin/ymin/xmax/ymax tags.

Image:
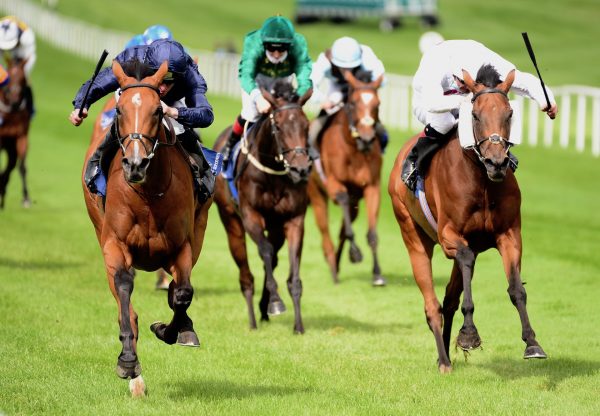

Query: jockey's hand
<box><xmin>321</xmin><ymin>100</ymin><xmax>336</xmax><ymax>111</ymax></box>
<box><xmin>69</xmin><ymin>108</ymin><xmax>87</xmax><ymax>126</ymax></box>
<box><xmin>543</xmin><ymin>103</ymin><xmax>558</xmax><ymax>120</ymax></box>
<box><xmin>256</xmin><ymin>95</ymin><xmax>271</xmax><ymax>114</ymax></box>
<box><xmin>161</xmin><ymin>102</ymin><xmax>179</xmax><ymax>119</ymax></box>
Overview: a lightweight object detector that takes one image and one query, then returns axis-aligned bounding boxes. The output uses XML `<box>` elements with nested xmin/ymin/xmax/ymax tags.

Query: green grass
<box><xmin>0</xmin><ymin>3</ymin><xmax>600</xmax><ymax>415</ymax></box>
<box><xmin>30</xmin><ymin>0</ymin><xmax>600</xmax><ymax>86</ymax></box>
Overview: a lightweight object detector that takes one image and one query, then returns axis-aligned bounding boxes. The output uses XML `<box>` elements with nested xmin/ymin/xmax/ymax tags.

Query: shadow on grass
<box><xmin>340</xmin><ymin>270</ymin><xmax>449</xmax><ymax>288</ymax></box>
<box><xmin>0</xmin><ymin>255</ymin><xmax>81</xmax><ymax>270</ymax></box>
<box><xmin>170</xmin><ymin>378</ymin><xmax>311</xmax><ymax>399</ymax></box>
<box><xmin>477</xmin><ymin>357</ymin><xmax>600</xmax><ymax>390</ymax></box>
<box><xmin>303</xmin><ymin>313</ymin><xmax>413</xmax><ymax>333</ymax></box>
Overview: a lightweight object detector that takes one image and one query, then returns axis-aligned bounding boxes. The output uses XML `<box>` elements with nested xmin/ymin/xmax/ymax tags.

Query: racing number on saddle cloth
<box><xmin>457</xmin><ymin>99</ymin><xmax>523</xmax><ymax>148</ymax></box>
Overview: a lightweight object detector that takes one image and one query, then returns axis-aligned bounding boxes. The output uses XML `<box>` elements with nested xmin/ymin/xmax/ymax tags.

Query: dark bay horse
<box><xmin>213</xmin><ymin>81</ymin><xmax>312</xmax><ymax>333</ymax></box>
<box><xmin>82</xmin><ymin>60</ymin><xmax>211</xmax><ymax>395</ymax></box>
<box><xmin>388</xmin><ymin>66</ymin><xmax>546</xmax><ymax>373</ymax></box>
<box><xmin>307</xmin><ymin>71</ymin><xmax>385</xmax><ymax>285</ymax></box>
<box><xmin>0</xmin><ymin>59</ymin><xmax>31</xmax><ymax>208</ymax></box>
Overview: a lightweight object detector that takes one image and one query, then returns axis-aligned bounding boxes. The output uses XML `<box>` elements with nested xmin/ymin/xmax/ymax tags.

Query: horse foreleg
<box><xmin>442</xmin><ymin>261</ymin><xmax>464</xmax><ymax>358</ymax></box>
<box><xmin>307</xmin><ymin>177</ymin><xmax>338</xmax><ymax>283</ymax></box>
<box><xmin>452</xmin><ymin>244</ymin><xmax>481</xmax><ymax>352</ymax></box>
<box><xmin>285</xmin><ymin>215</ymin><xmax>305</xmax><ymax>334</ymax></box>
<box><xmin>364</xmin><ymin>184</ymin><xmax>385</xmax><ymax>286</ymax></box>
<box><xmin>103</xmin><ymin>240</ymin><xmax>141</xmax><ymax>380</ymax></box>
<box><xmin>0</xmin><ymin>144</ymin><xmax>17</xmax><ymax>209</ymax></box>
<box><xmin>151</xmin><ymin>243</ymin><xmax>199</xmax><ymax>347</ymax></box>
<box><xmin>243</xmin><ymin>209</ymin><xmax>285</xmax><ymax>319</ymax></box>
<box><xmin>497</xmin><ymin>232</ymin><xmax>546</xmax><ymax>359</ymax></box>
<box><xmin>217</xmin><ymin>201</ymin><xmax>257</xmax><ymax>329</ymax></box>
<box><xmin>16</xmin><ymin>135</ymin><xmax>30</xmax><ymax>208</ymax></box>
<box><xmin>335</xmin><ymin>191</ymin><xmax>363</xmax><ymax>267</ymax></box>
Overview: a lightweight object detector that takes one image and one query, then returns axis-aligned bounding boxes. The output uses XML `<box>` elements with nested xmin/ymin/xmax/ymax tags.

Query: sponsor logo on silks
<box><xmin>101</xmin><ymin>108</ymin><xmax>116</xmax><ymax>130</ymax></box>
<box><xmin>201</xmin><ymin>146</ymin><xmax>223</xmax><ymax>176</ymax></box>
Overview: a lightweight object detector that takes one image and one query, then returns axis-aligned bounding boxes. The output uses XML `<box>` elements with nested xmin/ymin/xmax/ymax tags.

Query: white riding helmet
<box><xmin>0</xmin><ymin>20</ymin><xmax>19</xmax><ymax>50</ymax></box>
<box><xmin>331</xmin><ymin>36</ymin><xmax>362</xmax><ymax>69</ymax></box>
<box><xmin>418</xmin><ymin>31</ymin><xmax>444</xmax><ymax>54</ymax></box>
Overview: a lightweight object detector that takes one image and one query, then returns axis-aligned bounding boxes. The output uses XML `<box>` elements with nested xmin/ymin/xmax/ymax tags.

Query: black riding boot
<box><xmin>179</xmin><ymin>128</ymin><xmax>214</xmax><ymax>202</ymax></box>
<box><xmin>401</xmin><ymin>124</ymin><xmax>448</xmax><ymax>193</ymax></box>
<box><xmin>84</xmin><ymin>125</ymin><xmax>119</xmax><ymax>194</ymax></box>
<box><xmin>222</xmin><ymin>130</ymin><xmax>241</xmax><ymax>168</ymax></box>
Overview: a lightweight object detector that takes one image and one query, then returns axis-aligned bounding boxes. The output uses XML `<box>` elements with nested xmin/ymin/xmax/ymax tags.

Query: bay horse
<box><xmin>307</xmin><ymin>70</ymin><xmax>385</xmax><ymax>286</ymax></box>
<box><xmin>388</xmin><ymin>66</ymin><xmax>546</xmax><ymax>373</ymax></box>
<box><xmin>0</xmin><ymin>58</ymin><xmax>31</xmax><ymax>208</ymax></box>
<box><xmin>82</xmin><ymin>60</ymin><xmax>211</xmax><ymax>395</ymax></box>
<box><xmin>213</xmin><ymin>80</ymin><xmax>312</xmax><ymax>333</ymax></box>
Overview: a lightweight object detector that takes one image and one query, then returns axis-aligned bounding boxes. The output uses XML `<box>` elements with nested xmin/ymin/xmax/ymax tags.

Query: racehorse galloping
<box><xmin>0</xmin><ymin>59</ymin><xmax>31</xmax><ymax>208</ymax></box>
<box><xmin>82</xmin><ymin>60</ymin><xmax>211</xmax><ymax>394</ymax></box>
<box><xmin>213</xmin><ymin>80</ymin><xmax>312</xmax><ymax>333</ymax></box>
<box><xmin>388</xmin><ymin>66</ymin><xmax>546</xmax><ymax>373</ymax></box>
<box><xmin>307</xmin><ymin>70</ymin><xmax>385</xmax><ymax>285</ymax></box>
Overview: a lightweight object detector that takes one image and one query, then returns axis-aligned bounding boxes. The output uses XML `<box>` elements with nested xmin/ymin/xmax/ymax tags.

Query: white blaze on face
<box><xmin>359</xmin><ymin>92</ymin><xmax>376</xmax><ymax>126</ymax></box>
<box><xmin>132</xmin><ymin>92</ymin><xmax>142</xmax><ymax>131</ymax></box>
<box><xmin>133</xmin><ymin>141</ymin><xmax>141</xmax><ymax>164</ymax></box>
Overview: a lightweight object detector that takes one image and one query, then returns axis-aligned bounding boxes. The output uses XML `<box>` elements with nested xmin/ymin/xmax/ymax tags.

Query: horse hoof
<box><xmin>438</xmin><ymin>363</ymin><xmax>452</xmax><ymax>374</ymax></box>
<box><xmin>177</xmin><ymin>330</ymin><xmax>200</xmax><ymax>347</ymax></box>
<box><xmin>129</xmin><ymin>376</ymin><xmax>146</xmax><ymax>397</ymax></box>
<box><xmin>268</xmin><ymin>300</ymin><xmax>286</xmax><ymax>316</ymax></box>
<box><xmin>150</xmin><ymin>321</ymin><xmax>176</xmax><ymax>344</ymax></box>
<box><xmin>372</xmin><ymin>275</ymin><xmax>387</xmax><ymax>286</ymax></box>
<box><xmin>457</xmin><ymin>328</ymin><xmax>482</xmax><ymax>351</ymax></box>
<box><xmin>22</xmin><ymin>199</ymin><xmax>31</xmax><ymax>209</ymax></box>
<box><xmin>349</xmin><ymin>246</ymin><xmax>363</xmax><ymax>263</ymax></box>
<box><xmin>524</xmin><ymin>345</ymin><xmax>547</xmax><ymax>359</ymax></box>
<box><xmin>115</xmin><ymin>360</ymin><xmax>142</xmax><ymax>379</ymax></box>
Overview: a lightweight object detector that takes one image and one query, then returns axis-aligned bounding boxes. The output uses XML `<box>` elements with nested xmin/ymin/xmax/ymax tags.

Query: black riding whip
<box><xmin>78</xmin><ymin>49</ymin><xmax>109</xmax><ymax>118</ymax></box>
<box><xmin>521</xmin><ymin>32</ymin><xmax>552</xmax><ymax>114</ymax></box>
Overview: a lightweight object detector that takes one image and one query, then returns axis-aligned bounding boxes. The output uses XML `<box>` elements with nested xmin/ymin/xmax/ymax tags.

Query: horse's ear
<box><xmin>344</xmin><ymin>70</ymin><xmax>358</xmax><ymax>89</ymax></box>
<box><xmin>261</xmin><ymin>87</ymin><xmax>277</xmax><ymax>106</ymax></box>
<box><xmin>149</xmin><ymin>60</ymin><xmax>169</xmax><ymax>86</ymax></box>
<box><xmin>298</xmin><ymin>88</ymin><xmax>313</xmax><ymax>106</ymax></box>
<box><xmin>499</xmin><ymin>69</ymin><xmax>515</xmax><ymax>92</ymax></box>
<box><xmin>371</xmin><ymin>74</ymin><xmax>384</xmax><ymax>89</ymax></box>
<box><xmin>112</xmin><ymin>60</ymin><xmax>129</xmax><ymax>86</ymax></box>
<box><xmin>461</xmin><ymin>69</ymin><xmax>477</xmax><ymax>92</ymax></box>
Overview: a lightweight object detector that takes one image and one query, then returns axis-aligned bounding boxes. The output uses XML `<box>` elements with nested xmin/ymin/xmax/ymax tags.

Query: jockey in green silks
<box><xmin>221</xmin><ymin>15</ymin><xmax>312</xmax><ymax>166</ymax></box>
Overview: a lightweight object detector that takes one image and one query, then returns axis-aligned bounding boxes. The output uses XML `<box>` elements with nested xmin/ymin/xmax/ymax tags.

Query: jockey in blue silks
<box><xmin>69</xmin><ymin>39</ymin><xmax>215</xmax><ymax>201</ymax></box>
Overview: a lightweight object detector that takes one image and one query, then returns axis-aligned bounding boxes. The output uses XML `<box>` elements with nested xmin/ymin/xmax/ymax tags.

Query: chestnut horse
<box><xmin>307</xmin><ymin>71</ymin><xmax>385</xmax><ymax>285</ymax></box>
<box><xmin>82</xmin><ymin>60</ymin><xmax>211</xmax><ymax>395</ymax></box>
<box><xmin>0</xmin><ymin>59</ymin><xmax>31</xmax><ymax>208</ymax></box>
<box><xmin>388</xmin><ymin>66</ymin><xmax>546</xmax><ymax>373</ymax></box>
<box><xmin>213</xmin><ymin>81</ymin><xmax>312</xmax><ymax>333</ymax></box>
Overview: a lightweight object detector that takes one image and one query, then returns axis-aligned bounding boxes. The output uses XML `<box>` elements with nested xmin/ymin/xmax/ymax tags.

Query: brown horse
<box><xmin>213</xmin><ymin>80</ymin><xmax>312</xmax><ymax>333</ymax></box>
<box><xmin>388</xmin><ymin>66</ymin><xmax>546</xmax><ymax>373</ymax></box>
<box><xmin>82</xmin><ymin>60</ymin><xmax>211</xmax><ymax>395</ymax></box>
<box><xmin>307</xmin><ymin>71</ymin><xmax>385</xmax><ymax>285</ymax></box>
<box><xmin>0</xmin><ymin>58</ymin><xmax>31</xmax><ymax>208</ymax></box>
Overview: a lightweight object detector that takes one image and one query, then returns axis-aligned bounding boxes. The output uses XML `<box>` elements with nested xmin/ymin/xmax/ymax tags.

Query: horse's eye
<box><xmin>472</xmin><ymin>112</ymin><xmax>479</xmax><ymax>121</ymax></box>
<box><xmin>155</xmin><ymin>107</ymin><xmax>163</xmax><ymax>117</ymax></box>
<box><xmin>508</xmin><ymin>110</ymin><xmax>513</xmax><ymax>119</ymax></box>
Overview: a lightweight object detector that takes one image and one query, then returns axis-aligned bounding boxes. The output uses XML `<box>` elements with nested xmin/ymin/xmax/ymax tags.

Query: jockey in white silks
<box><xmin>402</xmin><ymin>39</ymin><xmax>559</xmax><ymax>192</ymax></box>
<box><xmin>309</xmin><ymin>36</ymin><xmax>387</xmax><ymax>153</ymax></box>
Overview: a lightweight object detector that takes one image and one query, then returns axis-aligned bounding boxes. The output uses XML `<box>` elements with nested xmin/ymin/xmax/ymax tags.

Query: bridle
<box><xmin>469</xmin><ymin>88</ymin><xmax>512</xmax><ymax>163</ymax></box>
<box><xmin>344</xmin><ymin>84</ymin><xmax>378</xmax><ymax>146</ymax></box>
<box><xmin>114</xmin><ymin>82</ymin><xmax>176</xmax><ymax>159</ymax></box>
<box><xmin>241</xmin><ymin>102</ymin><xmax>311</xmax><ymax>176</ymax></box>
<box><xmin>0</xmin><ymin>65</ymin><xmax>26</xmax><ymax>113</ymax></box>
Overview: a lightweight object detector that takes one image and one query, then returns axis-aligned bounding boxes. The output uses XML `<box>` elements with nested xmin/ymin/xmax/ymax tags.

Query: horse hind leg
<box><xmin>442</xmin><ymin>261</ymin><xmax>464</xmax><ymax>359</ymax></box>
<box><xmin>307</xmin><ymin>177</ymin><xmax>338</xmax><ymax>283</ymax></box>
<box><xmin>16</xmin><ymin>136</ymin><xmax>30</xmax><ymax>208</ymax></box>
<box><xmin>365</xmin><ymin>184</ymin><xmax>385</xmax><ymax>286</ymax></box>
<box><xmin>0</xmin><ymin>144</ymin><xmax>17</xmax><ymax>209</ymax></box>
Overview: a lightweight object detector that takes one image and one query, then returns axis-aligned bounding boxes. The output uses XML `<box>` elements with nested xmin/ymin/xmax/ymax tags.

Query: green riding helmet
<box><xmin>260</xmin><ymin>16</ymin><xmax>295</xmax><ymax>44</ymax></box>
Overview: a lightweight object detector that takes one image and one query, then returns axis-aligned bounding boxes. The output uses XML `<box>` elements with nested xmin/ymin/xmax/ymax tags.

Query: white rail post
<box><xmin>576</xmin><ymin>95</ymin><xmax>587</xmax><ymax>152</ymax></box>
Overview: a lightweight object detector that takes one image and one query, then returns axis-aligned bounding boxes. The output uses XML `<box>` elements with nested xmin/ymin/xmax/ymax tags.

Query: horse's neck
<box><xmin>252</xmin><ymin>119</ymin><xmax>277</xmax><ymax>161</ymax></box>
<box><xmin>437</xmin><ymin>138</ymin><xmax>487</xmax><ymax>192</ymax></box>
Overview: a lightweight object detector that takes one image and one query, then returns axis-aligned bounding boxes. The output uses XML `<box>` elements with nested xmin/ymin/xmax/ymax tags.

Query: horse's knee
<box><xmin>455</xmin><ymin>246</ymin><xmax>475</xmax><ymax>268</ymax></box>
<box><xmin>334</xmin><ymin>191</ymin><xmax>349</xmax><ymax>205</ymax></box>
<box><xmin>173</xmin><ymin>286</ymin><xmax>194</xmax><ymax>309</ymax></box>
<box><xmin>367</xmin><ymin>229</ymin><xmax>378</xmax><ymax>246</ymax></box>
<box><xmin>507</xmin><ymin>280</ymin><xmax>527</xmax><ymax>306</ymax></box>
<box><xmin>287</xmin><ymin>277</ymin><xmax>303</xmax><ymax>298</ymax></box>
<box><xmin>114</xmin><ymin>269</ymin><xmax>134</xmax><ymax>297</ymax></box>
<box><xmin>257</xmin><ymin>240</ymin><xmax>274</xmax><ymax>261</ymax></box>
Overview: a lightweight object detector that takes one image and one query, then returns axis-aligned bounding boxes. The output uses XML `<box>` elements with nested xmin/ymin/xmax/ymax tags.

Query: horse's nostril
<box><xmin>122</xmin><ymin>158</ymin><xmax>131</xmax><ymax>167</ymax></box>
<box><xmin>139</xmin><ymin>158</ymin><xmax>150</xmax><ymax>170</ymax></box>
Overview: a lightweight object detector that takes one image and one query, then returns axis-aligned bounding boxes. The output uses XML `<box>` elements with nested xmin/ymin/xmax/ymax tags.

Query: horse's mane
<box><xmin>354</xmin><ymin>68</ymin><xmax>373</xmax><ymax>83</ymax></box>
<box><xmin>270</xmin><ymin>79</ymin><xmax>298</xmax><ymax>102</ymax></box>
<box><xmin>475</xmin><ymin>64</ymin><xmax>502</xmax><ymax>88</ymax></box>
<box><xmin>120</xmin><ymin>59</ymin><xmax>157</xmax><ymax>81</ymax></box>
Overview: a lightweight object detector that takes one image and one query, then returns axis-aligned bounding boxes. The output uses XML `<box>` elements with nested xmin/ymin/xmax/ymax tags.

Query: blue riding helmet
<box><xmin>144</xmin><ymin>24</ymin><xmax>173</xmax><ymax>44</ymax></box>
<box><xmin>146</xmin><ymin>39</ymin><xmax>188</xmax><ymax>76</ymax></box>
<box><xmin>124</xmin><ymin>34</ymin><xmax>149</xmax><ymax>49</ymax></box>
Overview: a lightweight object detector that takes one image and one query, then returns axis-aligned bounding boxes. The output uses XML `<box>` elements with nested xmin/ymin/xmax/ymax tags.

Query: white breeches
<box><xmin>413</xmin><ymin>106</ymin><xmax>458</xmax><ymax>135</ymax></box>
